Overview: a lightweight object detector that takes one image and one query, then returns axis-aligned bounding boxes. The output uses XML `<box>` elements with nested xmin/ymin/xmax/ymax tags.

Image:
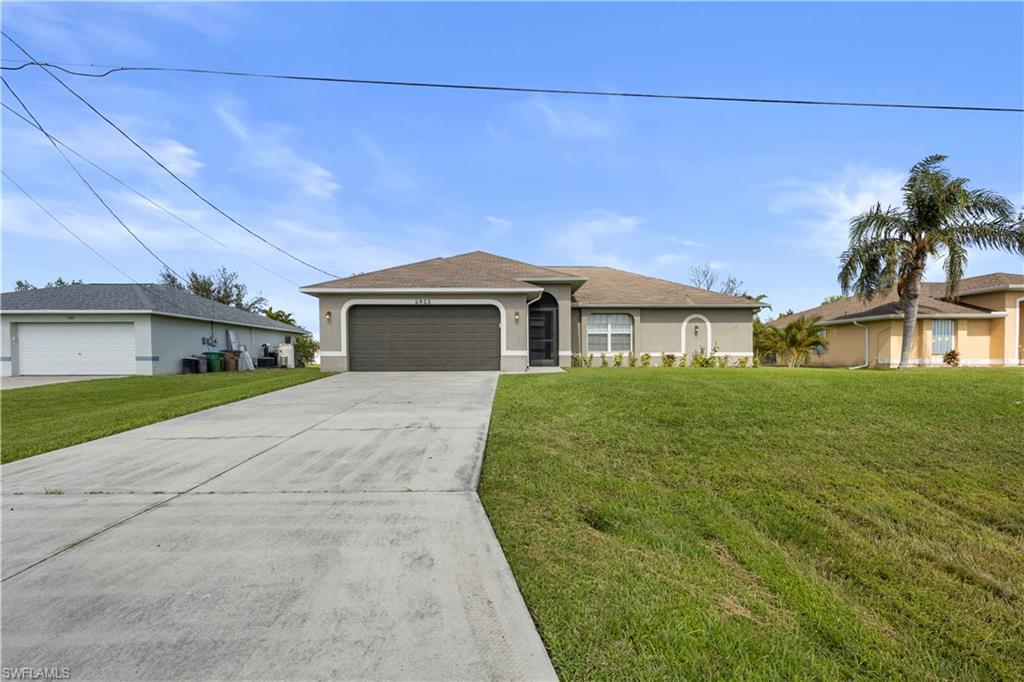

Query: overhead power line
<box><xmin>2</xmin><ymin>58</ymin><xmax>1022</xmax><ymax>113</ymax></box>
<box><xmin>2</xmin><ymin>170</ymin><xmax>215</xmax><ymax>321</ymax></box>
<box><xmin>2</xmin><ymin>76</ymin><xmax>186</xmax><ymax>282</ymax></box>
<box><xmin>1</xmin><ymin>33</ymin><xmax>341</xmax><ymax>279</ymax></box>
<box><xmin>3</xmin><ymin>101</ymin><xmax>300</xmax><ymax>287</ymax></box>
<box><xmin>3</xmin><ymin>170</ymin><xmax>137</xmax><ymax>282</ymax></box>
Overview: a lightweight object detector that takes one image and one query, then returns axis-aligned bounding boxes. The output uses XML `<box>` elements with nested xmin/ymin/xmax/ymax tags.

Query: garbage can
<box><xmin>222</xmin><ymin>350</ymin><xmax>241</xmax><ymax>372</ymax></box>
<box><xmin>204</xmin><ymin>351</ymin><xmax>223</xmax><ymax>372</ymax></box>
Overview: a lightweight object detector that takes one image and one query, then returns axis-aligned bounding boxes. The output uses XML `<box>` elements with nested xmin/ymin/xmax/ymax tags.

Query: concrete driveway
<box><xmin>1</xmin><ymin>372</ymin><xmax>556</xmax><ymax>681</ymax></box>
<box><xmin>1</xmin><ymin>375</ymin><xmax>125</xmax><ymax>390</ymax></box>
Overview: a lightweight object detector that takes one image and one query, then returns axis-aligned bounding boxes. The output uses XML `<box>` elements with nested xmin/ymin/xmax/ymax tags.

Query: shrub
<box><xmin>943</xmin><ymin>349</ymin><xmax>961</xmax><ymax>367</ymax></box>
<box><xmin>736</xmin><ymin>356</ymin><xmax>749</xmax><ymax>368</ymax></box>
<box><xmin>662</xmin><ymin>353</ymin><xmax>677</xmax><ymax>368</ymax></box>
<box><xmin>715</xmin><ymin>354</ymin><xmax>730</xmax><ymax>368</ymax></box>
<box><xmin>640</xmin><ymin>352</ymin><xmax>652</xmax><ymax>368</ymax></box>
<box><xmin>613</xmin><ymin>353</ymin><xmax>624</xmax><ymax>367</ymax></box>
<box><xmin>690</xmin><ymin>346</ymin><xmax>714</xmax><ymax>368</ymax></box>
<box><xmin>752</xmin><ymin>356</ymin><xmax>761</xmax><ymax>368</ymax></box>
<box><xmin>571</xmin><ymin>353</ymin><xmax>583</xmax><ymax>368</ymax></box>
<box><xmin>600</xmin><ymin>353</ymin><xmax>609</xmax><ymax>368</ymax></box>
<box><xmin>584</xmin><ymin>353</ymin><xmax>594</xmax><ymax>368</ymax></box>
<box><xmin>294</xmin><ymin>334</ymin><xmax>319</xmax><ymax>367</ymax></box>
<box><xmin>627</xmin><ymin>353</ymin><xmax>638</xmax><ymax>367</ymax></box>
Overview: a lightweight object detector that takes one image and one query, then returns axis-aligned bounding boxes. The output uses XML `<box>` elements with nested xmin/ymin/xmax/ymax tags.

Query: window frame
<box><xmin>586</xmin><ymin>313</ymin><xmax>633</xmax><ymax>354</ymax></box>
<box><xmin>931</xmin><ymin>319</ymin><xmax>955</xmax><ymax>355</ymax></box>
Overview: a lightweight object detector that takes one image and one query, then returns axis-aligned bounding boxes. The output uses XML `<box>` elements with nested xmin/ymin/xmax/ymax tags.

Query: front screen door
<box><xmin>529</xmin><ymin>309</ymin><xmax>557</xmax><ymax>366</ymax></box>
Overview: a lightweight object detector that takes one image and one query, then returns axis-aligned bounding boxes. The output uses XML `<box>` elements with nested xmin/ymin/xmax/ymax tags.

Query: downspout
<box><xmin>849</xmin><ymin>321</ymin><xmax>869</xmax><ymax>369</ymax></box>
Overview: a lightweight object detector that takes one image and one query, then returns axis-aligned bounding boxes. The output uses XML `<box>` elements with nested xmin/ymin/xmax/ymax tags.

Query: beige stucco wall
<box><xmin>804</xmin><ymin>320</ymin><xmax>891</xmax><ymax>368</ymax></box>
<box><xmin>573</xmin><ymin>306</ymin><xmax>755</xmax><ymax>365</ymax></box>
<box><xmin>310</xmin><ymin>291</ymin><xmax>533</xmax><ymax>372</ymax></box>
<box><xmin>959</xmin><ymin>290</ymin><xmax>1022</xmax><ymax>365</ymax></box>
<box><xmin>808</xmin><ymin>314</ymin><xmax>1013</xmax><ymax>368</ymax></box>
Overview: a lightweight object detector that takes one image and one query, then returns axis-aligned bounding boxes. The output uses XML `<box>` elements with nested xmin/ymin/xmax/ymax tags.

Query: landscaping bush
<box><xmin>600</xmin><ymin>353</ymin><xmax>609</xmax><ymax>368</ymax></box>
<box><xmin>943</xmin><ymin>349</ymin><xmax>961</xmax><ymax>367</ymax></box>
<box><xmin>661</xmin><ymin>353</ymin><xmax>677</xmax><ymax>367</ymax></box>
<box><xmin>627</xmin><ymin>353</ymin><xmax>638</xmax><ymax>367</ymax></box>
<box><xmin>640</xmin><ymin>352</ymin><xmax>652</xmax><ymax>367</ymax></box>
<box><xmin>613</xmin><ymin>353</ymin><xmax>624</xmax><ymax>367</ymax></box>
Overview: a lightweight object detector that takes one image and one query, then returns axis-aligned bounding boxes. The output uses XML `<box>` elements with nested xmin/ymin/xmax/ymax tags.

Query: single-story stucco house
<box><xmin>771</xmin><ymin>272</ymin><xmax>1024</xmax><ymax>368</ymax></box>
<box><xmin>1</xmin><ymin>284</ymin><xmax>306</xmax><ymax>376</ymax></box>
<box><xmin>300</xmin><ymin>251</ymin><xmax>765</xmax><ymax>372</ymax></box>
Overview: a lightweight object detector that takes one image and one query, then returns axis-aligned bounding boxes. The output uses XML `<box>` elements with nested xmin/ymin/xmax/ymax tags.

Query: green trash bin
<box><xmin>204</xmin><ymin>351</ymin><xmax>223</xmax><ymax>372</ymax></box>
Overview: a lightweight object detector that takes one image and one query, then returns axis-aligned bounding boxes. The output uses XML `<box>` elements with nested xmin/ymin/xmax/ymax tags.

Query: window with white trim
<box><xmin>587</xmin><ymin>313</ymin><xmax>633</xmax><ymax>353</ymax></box>
<box><xmin>932</xmin><ymin>319</ymin><xmax>954</xmax><ymax>355</ymax></box>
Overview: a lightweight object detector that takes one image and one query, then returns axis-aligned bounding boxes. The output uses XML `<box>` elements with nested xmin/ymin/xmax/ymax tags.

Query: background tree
<box><xmin>839</xmin><ymin>155</ymin><xmax>1021</xmax><ymax>369</ymax></box>
<box><xmin>15</xmin><ymin>278</ymin><xmax>82</xmax><ymax>290</ymax></box>
<box><xmin>821</xmin><ymin>294</ymin><xmax>845</xmax><ymax>304</ymax></box>
<box><xmin>160</xmin><ymin>267</ymin><xmax>268</xmax><ymax>313</ymax></box>
<box><xmin>689</xmin><ymin>262</ymin><xmax>763</xmax><ymax>299</ymax></box>
<box><xmin>263</xmin><ymin>307</ymin><xmax>296</xmax><ymax>325</ymax></box>
<box><xmin>688</xmin><ymin>262</ymin><xmax>718</xmax><ymax>290</ymax></box>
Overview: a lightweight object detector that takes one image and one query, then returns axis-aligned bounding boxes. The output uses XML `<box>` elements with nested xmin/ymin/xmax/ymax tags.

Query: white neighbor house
<box><xmin>1</xmin><ymin>284</ymin><xmax>306</xmax><ymax>377</ymax></box>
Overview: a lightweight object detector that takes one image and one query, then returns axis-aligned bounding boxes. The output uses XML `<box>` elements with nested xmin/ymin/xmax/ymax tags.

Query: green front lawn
<box><xmin>480</xmin><ymin>368</ymin><xmax>1024</xmax><ymax>679</ymax></box>
<box><xmin>1</xmin><ymin>369</ymin><xmax>331</xmax><ymax>463</ymax></box>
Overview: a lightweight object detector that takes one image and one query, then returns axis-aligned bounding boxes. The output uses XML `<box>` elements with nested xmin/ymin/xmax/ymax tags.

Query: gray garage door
<box><xmin>348</xmin><ymin>305</ymin><xmax>500</xmax><ymax>371</ymax></box>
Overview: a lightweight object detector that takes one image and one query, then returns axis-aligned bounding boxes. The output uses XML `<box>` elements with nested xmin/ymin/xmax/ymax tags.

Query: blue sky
<box><xmin>3</xmin><ymin>2</ymin><xmax>1022</xmax><ymax>335</ymax></box>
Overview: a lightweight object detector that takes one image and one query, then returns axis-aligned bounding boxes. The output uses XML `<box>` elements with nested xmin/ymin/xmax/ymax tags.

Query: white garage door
<box><xmin>17</xmin><ymin>323</ymin><xmax>136</xmax><ymax>375</ymax></box>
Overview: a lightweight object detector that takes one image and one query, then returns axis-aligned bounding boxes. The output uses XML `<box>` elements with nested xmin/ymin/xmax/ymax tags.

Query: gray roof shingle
<box><xmin>1</xmin><ymin>284</ymin><xmax>307</xmax><ymax>333</ymax></box>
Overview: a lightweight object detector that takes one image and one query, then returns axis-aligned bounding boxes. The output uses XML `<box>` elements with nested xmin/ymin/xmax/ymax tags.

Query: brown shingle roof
<box><xmin>303</xmin><ymin>252</ymin><xmax>541</xmax><ymax>290</ymax></box>
<box><xmin>302</xmin><ymin>252</ymin><xmax>762</xmax><ymax>307</ymax></box>
<box><xmin>770</xmin><ymin>276</ymin><xmax>1015</xmax><ymax>328</ymax></box>
<box><xmin>921</xmin><ymin>272</ymin><xmax>1024</xmax><ymax>298</ymax></box>
<box><xmin>551</xmin><ymin>265</ymin><xmax>762</xmax><ymax>307</ymax></box>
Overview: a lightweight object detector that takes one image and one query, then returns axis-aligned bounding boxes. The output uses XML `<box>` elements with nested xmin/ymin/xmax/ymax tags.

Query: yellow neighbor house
<box><xmin>771</xmin><ymin>273</ymin><xmax>1024</xmax><ymax>368</ymax></box>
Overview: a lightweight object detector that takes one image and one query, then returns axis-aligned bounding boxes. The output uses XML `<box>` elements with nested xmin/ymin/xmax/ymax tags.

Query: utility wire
<box><xmin>2</xmin><ymin>169</ymin><xmax>214</xmax><ymax>322</ymax></box>
<box><xmin>3</xmin><ymin>101</ymin><xmax>300</xmax><ymax>287</ymax></box>
<box><xmin>3</xmin><ymin>170</ymin><xmax>137</xmax><ymax>282</ymax></box>
<box><xmin>2</xmin><ymin>33</ymin><xmax>341</xmax><ymax>278</ymax></box>
<box><xmin>2</xmin><ymin>58</ymin><xmax>1022</xmax><ymax>113</ymax></box>
<box><xmin>1</xmin><ymin>76</ymin><xmax>187</xmax><ymax>282</ymax></box>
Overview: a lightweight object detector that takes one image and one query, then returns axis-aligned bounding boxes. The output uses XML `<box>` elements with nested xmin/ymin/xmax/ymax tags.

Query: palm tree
<box><xmin>839</xmin><ymin>155</ymin><xmax>1022</xmax><ymax>369</ymax></box>
<box><xmin>780</xmin><ymin>316</ymin><xmax>829</xmax><ymax>368</ymax></box>
<box><xmin>263</xmin><ymin>307</ymin><xmax>296</xmax><ymax>325</ymax></box>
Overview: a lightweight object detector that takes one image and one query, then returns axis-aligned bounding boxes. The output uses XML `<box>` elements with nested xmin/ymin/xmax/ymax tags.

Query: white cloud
<box><xmin>150</xmin><ymin>139</ymin><xmax>203</xmax><ymax>178</ymax></box>
<box><xmin>529</xmin><ymin>98</ymin><xmax>614</xmax><ymax>140</ymax></box>
<box><xmin>552</xmin><ymin>210</ymin><xmax>644</xmax><ymax>267</ymax></box>
<box><xmin>215</xmin><ymin>104</ymin><xmax>339</xmax><ymax>199</ymax></box>
<box><xmin>770</xmin><ymin>166</ymin><xmax>905</xmax><ymax>257</ymax></box>
<box><xmin>484</xmin><ymin>216</ymin><xmax>513</xmax><ymax>240</ymax></box>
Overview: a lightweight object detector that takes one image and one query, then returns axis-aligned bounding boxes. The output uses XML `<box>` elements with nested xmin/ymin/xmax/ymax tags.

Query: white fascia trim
<box><xmin>334</xmin><ymin>298</ymin><xmax>512</xmax><ymax>358</ymax></box>
<box><xmin>574</xmin><ymin>303</ymin><xmax>765</xmax><ymax>309</ymax></box>
<box><xmin>300</xmin><ymin>287</ymin><xmax>540</xmax><ymax>295</ymax></box>
<box><xmin>1</xmin><ymin>309</ymin><xmax>305</xmax><ymax>334</ymax></box>
<box><xmin>822</xmin><ymin>312</ymin><xmax>1007</xmax><ymax>325</ymax></box>
<box><xmin>558</xmin><ymin>351</ymin><xmax>574</xmax><ymax>356</ymax></box>
<box><xmin>954</xmin><ymin>284</ymin><xmax>1024</xmax><ymax>295</ymax></box>
<box><xmin>516</xmin><ymin>277</ymin><xmax>588</xmax><ymax>283</ymax></box>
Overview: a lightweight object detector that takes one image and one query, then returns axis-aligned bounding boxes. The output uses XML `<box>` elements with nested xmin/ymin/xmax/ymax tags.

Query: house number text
<box><xmin>415</xmin><ymin>298</ymin><xmax>431</xmax><ymax>305</ymax></box>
